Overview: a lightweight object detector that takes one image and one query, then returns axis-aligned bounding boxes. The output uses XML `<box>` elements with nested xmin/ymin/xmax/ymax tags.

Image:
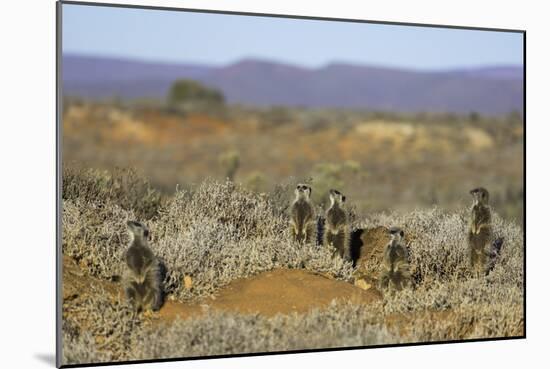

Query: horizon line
<box><xmin>62</xmin><ymin>51</ymin><xmax>524</xmax><ymax>74</ymax></box>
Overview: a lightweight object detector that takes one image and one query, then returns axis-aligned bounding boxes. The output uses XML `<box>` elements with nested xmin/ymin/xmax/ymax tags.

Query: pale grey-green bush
<box><xmin>62</xmin><ymin>170</ymin><xmax>524</xmax><ymax>365</ymax></box>
<box><xmin>62</xmin><ymin>287</ymin><xmax>139</xmax><ymax>365</ymax></box>
<box><xmin>63</xmin><ymin>178</ymin><xmax>354</xmax><ymax>300</ymax></box>
<box><xmin>359</xmin><ymin>207</ymin><xmax>523</xmax><ymax>286</ymax></box>
<box><xmin>356</xmin><ymin>207</ymin><xmax>523</xmax><ymax>331</ymax></box>
<box><xmin>63</xmin><ymin>166</ymin><xmax>163</xmax><ymax>220</ymax></box>
<box><xmin>62</xmin><ymin>198</ymin><xmax>134</xmax><ymax>279</ymax></box>
<box><xmin>62</xmin><ymin>295</ymin><xmax>523</xmax><ymax>366</ymax></box>
<box><xmin>62</xmin><ymin>298</ymin><xmax>397</xmax><ymax>366</ymax></box>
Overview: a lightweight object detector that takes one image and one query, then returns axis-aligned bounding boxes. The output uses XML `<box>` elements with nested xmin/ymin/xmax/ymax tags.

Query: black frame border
<box><xmin>55</xmin><ymin>1</ymin><xmax>527</xmax><ymax>368</ymax></box>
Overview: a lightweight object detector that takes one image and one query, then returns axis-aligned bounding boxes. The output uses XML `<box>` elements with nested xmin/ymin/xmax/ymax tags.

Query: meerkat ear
<box><xmin>400</xmin><ymin>230</ymin><xmax>404</xmax><ymax>237</ymax></box>
<box><xmin>143</xmin><ymin>227</ymin><xmax>150</xmax><ymax>238</ymax></box>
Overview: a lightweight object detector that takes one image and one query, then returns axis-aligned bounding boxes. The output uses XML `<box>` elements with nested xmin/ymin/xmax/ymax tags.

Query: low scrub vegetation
<box><xmin>62</xmin><ymin>101</ymin><xmax>524</xmax><ymax>224</ymax></box>
<box><xmin>62</xmin><ymin>167</ymin><xmax>524</xmax><ymax>365</ymax></box>
<box><xmin>62</xmin><ymin>168</ymin><xmax>353</xmax><ymax>299</ymax></box>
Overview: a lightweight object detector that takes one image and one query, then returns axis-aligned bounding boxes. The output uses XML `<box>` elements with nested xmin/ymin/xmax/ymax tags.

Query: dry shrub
<box><xmin>136</xmin><ymin>302</ymin><xmax>395</xmax><ymax>360</ymax></box>
<box><xmin>62</xmin><ymin>301</ymin><xmax>397</xmax><ymax>365</ymax></box>
<box><xmin>63</xmin><ymin>165</ymin><xmax>163</xmax><ymax>220</ymax></box>
<box><xmin>150</xmin><ymin>180</ymin><xmax>353</xmax><ymax>299</ymax></box>
<box><xmin>63</xmin><ymin>174</ymin><xmax>354</xmax><ymax>299</ymax></box>
<box><xmin>399</xmin><ymin>301</ymin><xmax>523</xmax><ymax>342</ymax></box>
<box><xmin>156</xmin><ymin>180</ymin><xmax>287</xmax><ymax>239</ymax></box>
<box><xmin>360</xmin><ymin>207</ymin><xmax>523</xmax><ymax>286</ymax></box>
<box><xmin>62</xmin><ymin>169</ymin><xmax>524</xmax><ymax>365</ymax></box>
<box><xmin>62</xmin><ymin>296</ymin><xmax>523</xmax><ymax>366</ymax></box>
<box><xmin>265</xmin><ymin>177</ymin><xmax>299</xmax><ymax>218</ymax></box>
<box><xmin>62</xmin><ymin>198</ymin><xmax>133</xmax><ymax>279</ymax></box>
<box><xmin>355</xmin><ymin>207</ymin><xmax>524</xmax><ymax>341</ymax></box>
<box><xmin>62</xmin><ymin>287</ymin><xmax>140</xmax><ymax>365</ymax></box>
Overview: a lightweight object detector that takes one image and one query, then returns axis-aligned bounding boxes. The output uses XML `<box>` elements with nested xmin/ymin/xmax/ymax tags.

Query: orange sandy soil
<box><xmin>62</xmin><ymin>227</ymin><xmax>432</xmax><ymax>329</ymax></box>
<box><xmin>63</xmin><ymin>227</ymin><xmax>475</xmax><ymax>344</ymax></box>
<box><xmin>62</xmin><ymin>227</ymin><xmax>468</xmax><ymax>338</ymax></box>
<box><xmin>63</xmin><ymin>255</ymin><xmax>381</xmax><ymax>322</ymax></box>
<box><xmin>161</xmin><ymin>269</ymin><xmax>382</xmax><ymax>320</ymax></box>
<box><xmin>62</xmin><ymin>228</ymin><xmax>391</xmax><ymax>324</ymax></box>
<box><xmin>62</xmin><ymin>253</ymin><xmax>460</xmax><ymax>341</ymax></box>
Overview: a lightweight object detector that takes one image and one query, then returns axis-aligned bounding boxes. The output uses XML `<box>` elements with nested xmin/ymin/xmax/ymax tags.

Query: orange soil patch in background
<box><xmin>63</xmin><ymin>106</ymin><xmax>233</xmax><ymax>147</ymax></box>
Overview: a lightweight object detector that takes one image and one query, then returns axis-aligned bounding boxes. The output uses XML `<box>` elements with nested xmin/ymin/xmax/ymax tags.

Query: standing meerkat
<box><xmin>123</xmin><ymin>221</ymin><xmax>163</xmax><ymax>313</ymax></box>
<box><xmin>379</xmin><ymin>227</ymin><xmax>411</xmax><ymax>291</ymax></box>
<box><xmin>468</xmin><ymin>187</ymin><xmax>492</xmax><ymax>275</ymax></box>
<box><xmin>323</xmin><ymin>189</ymin><xmax>350</xmax><ymax>261</ymax></box>
<box><xmin>290</xmin><ymin>184</ymin><xmax>316</xmax><ymax>244</ymax></box>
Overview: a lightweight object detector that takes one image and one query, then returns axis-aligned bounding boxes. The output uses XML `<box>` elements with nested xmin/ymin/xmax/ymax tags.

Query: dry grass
<box><xmin>61</xmin><ymin>167</ymin><xmax>524</xmax><ymax>366</ymax></box>
<box><xmin>62</xmin><ymin>294</ymin><xmax>397</xmax><ymax>365</ymax></box>
<box><xmin>62</xmin><ymin>168</ymin><xmax>353</xmax><ymax>299</ymax></box>
<box><xmin>62</xmin><ymin>166</ymin><xmax>163</xmax><ymax>220</ymax></box>
<box><xmin>359</xmin><ymin>208</ymin><xmax>523</xmax><ymax>286</ymax></box>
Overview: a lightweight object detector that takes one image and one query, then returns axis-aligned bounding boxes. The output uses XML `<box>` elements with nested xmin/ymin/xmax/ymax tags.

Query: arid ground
<box><xmin>62</xmin><ymin>100</ymin><xmax>524</xmax><ymax>222</ymax></box>
<box><xmin>61</xmin><ymin>101</ymin><xmax>524</xmax><ymax>365</ymax></box>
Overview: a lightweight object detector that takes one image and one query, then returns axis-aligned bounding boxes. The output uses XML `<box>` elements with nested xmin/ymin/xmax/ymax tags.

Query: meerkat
<box><xmin>290</xmin><ymin>184</ymin><xmax>316</xmax><ymax>244</ymax></box>
<box><xmin>323</xmin><ymin>189</ymin><xmax>350</xmax><ymax>261</ymax></box>
<box><xmin>379</xmin><ymin>227</ymin><xmax>411</xmax><ymax>291</ymax></box>
<box><xmin>123</xmin><ymin>221</ymin><xmax>162</xmax><ymax>313</ymax></box>
<box><xmin>468</xmin><ymin>187</ymin><xmax>492</xmax><ymax>275</ymax></box>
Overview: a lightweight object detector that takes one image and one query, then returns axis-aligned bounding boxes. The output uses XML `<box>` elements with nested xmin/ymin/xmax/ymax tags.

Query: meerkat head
<box><xmin>328</xmin><ymin>189</ymin><xmax>346</xmax><ymax>207</ymax></box>
<box><xmin>126</xmin><ymin>220</ymin><xmax>150</xmax><ymax>244</ymax></box>
<box><xmin>295</xmin><ymin>184</ymin><xmax>312</xmax><ymax>200</ymax></box>
<box><xmin>470</xmin><ymin>187</ymin><xmax>489</xmax><ymax>206</ymax></box>
<box><xmin>388</xmin><ymin>226</ymin><xmax>404</xmax><ymax>242</ymax></box>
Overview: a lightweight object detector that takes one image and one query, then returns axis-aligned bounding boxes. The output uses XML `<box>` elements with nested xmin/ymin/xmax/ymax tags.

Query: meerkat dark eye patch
<box><xmin>342</xmin><ymin>196</ymin><xmax>346</xmax><ymax>202</ymax></box>
<box><xmin>400</xmin><ymin>230</ymin><xmax>404</xmax><ymax>237</ymax></box>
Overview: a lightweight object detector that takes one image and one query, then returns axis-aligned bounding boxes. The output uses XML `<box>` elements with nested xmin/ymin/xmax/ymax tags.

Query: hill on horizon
<box><xmin>63</xmin><ymin>54</ymin><xmax>523</xmax><ymax>115</ymax></box>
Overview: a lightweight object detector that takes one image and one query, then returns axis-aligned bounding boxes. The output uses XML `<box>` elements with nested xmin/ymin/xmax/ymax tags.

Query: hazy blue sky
<box><xmin>62</xmin><ymin>3</ymin><xmax>523</xmax><ymax>70</ymax></box>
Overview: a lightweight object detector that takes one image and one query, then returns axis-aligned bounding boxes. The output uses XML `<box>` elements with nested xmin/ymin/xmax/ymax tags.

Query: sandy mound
<box><xmin>63</xmin><ymin>256</ymin><xmax>381</xmax><ymax>324</ymax></box>
<box><xmin>160</xmin><ymin>269</ymin><xmax>381</xmax><ymax>321</ymax></box>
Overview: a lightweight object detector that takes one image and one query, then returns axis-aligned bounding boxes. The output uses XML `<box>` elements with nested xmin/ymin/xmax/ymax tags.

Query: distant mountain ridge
<box><xmin>63</xmin><ymin>54</ymin><xmax>523</xmax><ymax>115</ymax></box>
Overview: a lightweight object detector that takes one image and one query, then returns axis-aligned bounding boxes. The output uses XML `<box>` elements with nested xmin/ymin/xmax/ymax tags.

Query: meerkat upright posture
<box><xmin>323</xmin><ymin>189</ymin><xmax>350</xmax><ymax>260</ymax></box>
<box><xmin>379</xmin><ymin>227</ymin><xmax>411</xmax><ymax>291</ymax></box>
<box><xmin>468</xmin><ymin>187</ymin><xmax>492</xmax><ymax>274</ymax></box>
<box><xmin>124</xmin><ymin>221</ymin><xmax>162</xmax><ymax>313</ymax></box>
<box><xmin>290</xmin><ymin>184</ymin><xmax>316</xmax><ymax>244</ymax></box>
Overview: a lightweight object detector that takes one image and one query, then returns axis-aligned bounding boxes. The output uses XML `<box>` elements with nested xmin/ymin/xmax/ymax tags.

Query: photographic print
<box><xmin>58</xmin><ymin>1</ymin><xmax>525</xmax><ymax>367</ymax></box>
